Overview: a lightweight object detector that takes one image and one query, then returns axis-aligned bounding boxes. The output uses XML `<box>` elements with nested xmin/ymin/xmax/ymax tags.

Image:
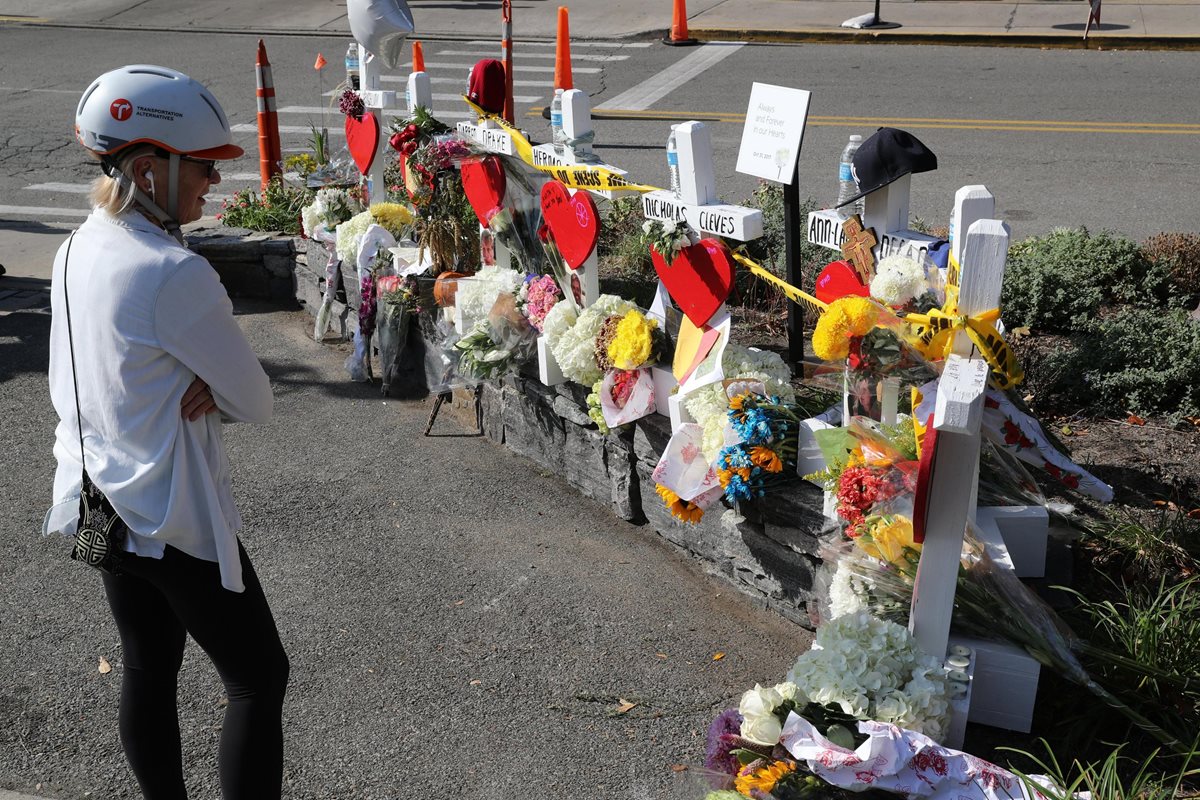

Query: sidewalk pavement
<box><xmin>3</xmin><ymin>0</ymin><xmax>1199</xmax><ymax>49</ymax></box>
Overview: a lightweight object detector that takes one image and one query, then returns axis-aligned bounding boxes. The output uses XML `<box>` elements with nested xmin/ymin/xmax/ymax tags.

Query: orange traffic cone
<box><xmin>412</xmin><ymin>40</ymin><xmax>425</xmax><ymax>72</ymax></box>
<box><xmin>663</xmin><ymin>0</ymin><xmax>698</xmax><ymax>45</ymax></box>
<box><xmin>255</xmin><ymin>39</ymin><xmax>283</xmax><ymax>191</ymax></box>
<box><xmin>554</xmin><ymin>6</ymin><xmax>573</xmax><ymax>90</ymax></box>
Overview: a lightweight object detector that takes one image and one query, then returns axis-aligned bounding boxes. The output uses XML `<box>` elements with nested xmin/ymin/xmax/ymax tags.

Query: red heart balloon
<box><xmin>540</xmin><ymin>180</ymin><xmax>599</xmax><ymax>270</ymax></box>
<box><xmin>344</xmin><ymin>113</ymin><xmax>380</xmax><ymax>176</ymax></box>
<box><xmin>460</xmin><ymin>156</ymin><xmax>507</xmax><ymax>228</ymax></box>
<box><xmin>815</xmin><ymin>259</ymin><xmax>870</xmax><ymax>304</ymax></box>
<box><xmin>651</xmin><ymin>239</ymin><xmax>734</xmax><ymax>329</ymax></box>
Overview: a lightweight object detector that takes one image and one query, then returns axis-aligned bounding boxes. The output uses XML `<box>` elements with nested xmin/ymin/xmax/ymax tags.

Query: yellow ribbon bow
<box><xmin>903</xmin><ymin>303</ymin><xmax>1024</xmax><ymax>390</ymax></box>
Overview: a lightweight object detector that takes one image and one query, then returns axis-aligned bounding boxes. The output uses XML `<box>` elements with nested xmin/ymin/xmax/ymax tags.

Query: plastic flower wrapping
<box><xmin>453</xmin><ymin>266</ymin><xmax>524</xmax><ymax>331</ymax></box>
<box><xmin>452</xmin><ymin>289</ymin><xmax>538</xmax><ymax>381</ymax></box>
<box><xmin>685</xmin><ymin>344</ymin><xmax>796</xmax><ymax>463</ymax></box>
<box><xmin>301</xmin><ymin>187</ymin><xmax>364</xmax><ymax>239</ymax></box>
<box><xmin>518</xmin><ymin>274</ymin><xmax>561</xmax><ymax>333</ymax></box>
<box><xmin>543</xmin><ymin>294</ymin><xmax>640</xmax><ymax>386</ymax></box>
<box><xmin>715</xmin><ymin>393</ymin><xmax>800</xmax><ymax>506</ymax></box>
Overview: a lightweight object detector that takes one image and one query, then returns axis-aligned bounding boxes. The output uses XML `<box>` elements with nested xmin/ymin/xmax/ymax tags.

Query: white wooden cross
<box><xmin>635</xmin><ymin>122</ymin><xmax>765</xmax><ymax>428</ymax></box>
<box><xmin>908</xmin><ymin>218</ymin><xmax>1009</xmax><ymax>660</ymax></box>
<box><xmin>357</xmin><ymin>45</ymin><xmax>398</xmax><ymax>203</ymax></box>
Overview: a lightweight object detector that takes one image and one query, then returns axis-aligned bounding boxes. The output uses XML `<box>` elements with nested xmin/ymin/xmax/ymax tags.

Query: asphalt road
<box><xmin>0</xmin><ymin>301</ymin><xmax>806</xmax><ymax>798</ymax></box>
<box><xmin>1</xmin><ymin>25</ymin><xmax>1198</xmax><ymax>267</ymax></box>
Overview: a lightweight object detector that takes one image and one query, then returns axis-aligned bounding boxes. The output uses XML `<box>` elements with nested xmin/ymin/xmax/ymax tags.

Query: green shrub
<box><xmin>219</xmin><ymin>176</ymin><xmax>313</xmax><ymax>235</ymax></box>
<box><xmin>1037</xmin><ymin>306</ymin><xmax>1200</xmax><ymax>418</ymax></box>
<box><xmin>598</xmin><ymin>196</ymin><xmax>654</xmax><ymax>279</ymax></box>
<box><xmin>1001</xmin><ymin>228</ymin><xmax>1171</xmax><ymax>334</ymax></box>
<box><xmin>1142</xmin><ymin>231</ymin><xmax>1200</xmax><ymax>304</ymax></box>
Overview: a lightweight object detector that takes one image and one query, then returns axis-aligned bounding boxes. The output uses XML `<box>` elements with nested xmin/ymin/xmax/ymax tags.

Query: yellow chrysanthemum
<box><xmin>856</xmin><ymin>514</ymin><xmax>920</xmax><ymax>565</ymax></box>
<box><xmin>812</xmin><ymin>296</ymin><xmax>880</xmax><ymax>361</ymax></box>
<box><xmin>749</xmin><ymin>446</ymin><xmax>783</xmax><ymax>473</ymax></box>
<box><xmin>369</xmin><ymin>202</ymin><xmax>415</xmax><ymax>239</ymax></box>
<box><xmin>607</xmin><ymin>310</ymin><xmax>658</xmax><ymax>370</ymax></box>
<box><xmin>735</xmin><ymin>759</ymin><xmax>796</xmax><ymax>796</ymax></box>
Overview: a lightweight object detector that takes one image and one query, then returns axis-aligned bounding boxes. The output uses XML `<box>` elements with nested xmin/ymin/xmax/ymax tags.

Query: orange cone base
<box><xmin>662</xmin><ymin>34</ymin><xmax>699</xmax><ymax>45</ymax></box>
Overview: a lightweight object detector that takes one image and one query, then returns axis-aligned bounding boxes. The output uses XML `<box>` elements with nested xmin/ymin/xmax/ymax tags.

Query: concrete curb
<box><xmin>690</xmin><ymin>27</ymin><xmax>1200</xmax><ymax>50</ymax></box>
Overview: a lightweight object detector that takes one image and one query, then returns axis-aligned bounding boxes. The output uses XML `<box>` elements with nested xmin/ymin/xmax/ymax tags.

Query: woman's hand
<box><xmin>181</xmin><ymin>377</ymin><xmax>220</xmax><ymax>421</ymax></box>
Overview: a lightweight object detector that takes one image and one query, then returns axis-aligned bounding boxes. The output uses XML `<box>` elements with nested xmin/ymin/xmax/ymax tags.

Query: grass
<box><xmin>1080</xmin><ymin>508</ymin><xmax>1200</xmax><ymax>585</ymax></box>
<box><xmin>1003</xmin><ymin>739</ymin><xmax>1198</xmax><ymax>800</ymax></box>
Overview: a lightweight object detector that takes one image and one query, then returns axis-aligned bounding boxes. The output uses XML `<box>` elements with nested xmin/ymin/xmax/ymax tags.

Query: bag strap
<box><xmin>61</xmin><ymin>233</ymin><xmax>87</xmax><ymax>471</ymax></box>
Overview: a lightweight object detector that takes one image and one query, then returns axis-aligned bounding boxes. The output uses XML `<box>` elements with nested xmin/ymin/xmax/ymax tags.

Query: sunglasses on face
<box><xmin>154</xmin><ymin>151</ymin><xmax>218</xmax><ymax>180</ymax></box>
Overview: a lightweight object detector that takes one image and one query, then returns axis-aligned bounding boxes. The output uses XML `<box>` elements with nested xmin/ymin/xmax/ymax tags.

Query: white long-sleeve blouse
<box><xmin>44</xmin><ymin>209</ymin><xmax>273</xmax><ymax>592</ymax></box>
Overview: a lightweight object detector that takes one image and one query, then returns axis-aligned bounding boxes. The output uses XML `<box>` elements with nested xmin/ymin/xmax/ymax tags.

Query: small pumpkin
<box><xmin>433</xmin><ymin>271</ymin><xmax>467</xmax><ymax>307</ymax></box>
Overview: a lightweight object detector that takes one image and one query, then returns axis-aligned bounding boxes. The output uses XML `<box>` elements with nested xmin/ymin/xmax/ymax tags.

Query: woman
<box><xmin>45</xmin><ymin>65</ymin><xmax>289</xmax><ymax>799</ymax></box>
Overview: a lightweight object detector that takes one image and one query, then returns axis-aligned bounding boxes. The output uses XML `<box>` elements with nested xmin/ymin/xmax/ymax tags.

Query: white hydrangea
<box><xmin>334</xmin><ymin>208</ymin><xmax>374</xmax><ymax>264</ymax></box>
<box><xmin>870</xmin><ymin>254</ymin><xmax>927</xmax><ymax>307</ymax></box>
<box><xmin>454</xmin><ymin>266</ymin><xmax>524</xmax><ymax>330</ymax></box>
<box><xmin>544</xmin><ymin>294</ymin><xmax>639</xmax><ymax>386</ymax></box>
<box><xmin>786</xmin><ymin>611</ymin><xmax>951</xmax><ymax>742</ymax></box>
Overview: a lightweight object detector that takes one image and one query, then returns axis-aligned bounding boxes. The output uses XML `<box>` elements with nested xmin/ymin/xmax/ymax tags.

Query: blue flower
<box><xmin>724</xmin><ymin>473</ymin><xmax>754</xmax><ymax>503</ymax></box>
<box><xmin>718</xmin><ymin>445</ymin><xmax>752</xmax><ymax>470</ymax></box>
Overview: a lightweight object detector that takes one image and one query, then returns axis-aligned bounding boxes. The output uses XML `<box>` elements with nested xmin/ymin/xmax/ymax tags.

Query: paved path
<box><xmin>0</xmin><ymin>302</ymin><xmax>806</xmax><ymax>799</ymax></box>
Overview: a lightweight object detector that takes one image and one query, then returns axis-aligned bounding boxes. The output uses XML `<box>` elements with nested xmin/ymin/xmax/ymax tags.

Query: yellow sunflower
<box><xmin>749</xmin><ymin>446</ymin><xmax>783</xmax><ymax>473</ymax></box>
<box><xmin>735</xmin><ymin>759</ymin><xmax>796</xmax><ymax>796</ymax></box>
<box><xmin>656</xmin><ymin>484</ymin><xmax>704</xmax><ymax>525</ymax></box>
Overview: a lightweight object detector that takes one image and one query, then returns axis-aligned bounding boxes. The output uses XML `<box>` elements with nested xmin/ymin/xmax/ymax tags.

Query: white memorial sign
<box><xmin>735</xmin><ymin>82</ymin><xmax>811</xmax><ymax>184</ymax></box>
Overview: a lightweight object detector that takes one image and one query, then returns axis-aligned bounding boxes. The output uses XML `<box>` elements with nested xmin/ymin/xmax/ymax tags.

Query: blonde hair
<box><xmin>87</xmin><ymin>146</ymin><xmax>157</xmax><ymax>215</ymax></box>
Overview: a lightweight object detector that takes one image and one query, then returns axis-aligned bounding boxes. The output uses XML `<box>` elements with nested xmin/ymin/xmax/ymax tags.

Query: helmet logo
<box><xmin>110</xmin><ymin>99</ymin><xmax>134</xmax><ymax>121</ymax></box>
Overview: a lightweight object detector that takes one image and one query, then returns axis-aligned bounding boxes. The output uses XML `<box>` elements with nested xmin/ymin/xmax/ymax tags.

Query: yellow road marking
<box><xmin>529</xmin><ymin>107</ymin><xmax>1200</xmax><ymax>136</ymax></box>
<box><xmin>0</xmin><ymin>15</ymin><xmax>50</xmax><ymax>21</ymax></box>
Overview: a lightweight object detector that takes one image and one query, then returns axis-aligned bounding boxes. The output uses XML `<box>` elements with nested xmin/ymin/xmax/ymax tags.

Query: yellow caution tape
<box><xmin>462</xmin><ymin>97</ymin><xmax>662</xmax><ymax>193</ymax></box>
<box><xmin>904</xmin><ymin>304</ymin><xmax>1024</xmax><ymax>390</ymax></box>
<box><xmin>731</xmin><ymin>251</ymin><xmax>828</xmax><ymax>318</ymax></box>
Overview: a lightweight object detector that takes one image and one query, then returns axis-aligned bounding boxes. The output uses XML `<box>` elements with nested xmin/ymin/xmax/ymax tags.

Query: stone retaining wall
<box><xmin>204</xmin><ymin>229</ymin><xmax>836</xmax><ymax>628</ymax></box>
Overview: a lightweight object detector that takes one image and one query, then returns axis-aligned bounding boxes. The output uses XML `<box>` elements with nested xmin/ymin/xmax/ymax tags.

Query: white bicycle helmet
<box><xmin>75</xmin><ymin>65</ymin><xmax>243</xmax><ymax>242</ymax></box>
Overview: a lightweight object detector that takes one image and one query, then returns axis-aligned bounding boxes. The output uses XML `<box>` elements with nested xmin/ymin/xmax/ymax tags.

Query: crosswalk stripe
<box><xmin>465</xmin><ymin>39</ymin><xmax>652</xmax><ymax>48</ymax></box>
<box><xmin>597</xmin><ymin>43</ymin><xmax>745</xmax><ymax>111</ymax></box>
<box><xmin>435</xmin><ymin>49</ymin><xmax>627</xmax><ymax>62</ymax></box>
<box><xmin>25</xmin><ymin>182</ymin><xmax>90</xmax><ymax>194</ymax></box>
<box><xmin>389</xmin><ymin>62</ymin><xmax>600</xmax><ymax>75</ymax></box>
<box><xmin>325</xmin><ymin>78</ymin><xmax>553</xmax><ymax>95</ymax></box>
<box><xmin>0</xmin><ymin>204</ymin><xmax>91</xmax><ymax>218</ymax></box>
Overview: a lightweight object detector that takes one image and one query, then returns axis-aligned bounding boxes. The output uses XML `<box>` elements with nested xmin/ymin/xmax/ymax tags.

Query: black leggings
<box><xmin>102</xmin><ymin>541</ymin><xmax>289</xmax><ymax>800</ymax></box>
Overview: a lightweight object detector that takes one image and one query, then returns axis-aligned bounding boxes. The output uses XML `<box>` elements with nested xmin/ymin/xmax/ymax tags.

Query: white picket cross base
<box><xmin>406</xmin><ymin>71</ymin><xmax>432</xmax><ymax>113</ymax></box>
<box><xmin>537</xmin><ymin>335</ymin><xmax>566</xmax><ymax>385</ymax></box>
<box><xmin>908</xmin><ymin>218</ymin><xmax>1010</xmax><ymax>662</ymax></box>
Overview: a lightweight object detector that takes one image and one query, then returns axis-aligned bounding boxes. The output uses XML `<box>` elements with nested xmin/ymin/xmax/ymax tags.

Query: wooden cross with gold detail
<box><xmin>840</xmin><ymin>214</ymin><xmax>878</xmax><ymax>284</ymax></box>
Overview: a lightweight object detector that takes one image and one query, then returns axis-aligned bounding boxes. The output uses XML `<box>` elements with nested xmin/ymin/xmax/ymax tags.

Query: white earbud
<box><xmin>143</xmin><ymin>170</ymin><xmax>155</xmax><ymax>196</ymax></box>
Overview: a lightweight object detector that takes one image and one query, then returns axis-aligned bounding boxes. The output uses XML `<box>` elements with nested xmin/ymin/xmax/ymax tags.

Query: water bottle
<box><xmin>666</xmin><ymin>125</ymin><xmax>680</xmax><ymax>196</ymax></box>
<box><xmin>345</xmin><ymin>43</ymin><xmax>360</xmax><ymax>91</ymax></box>
<box><xmin>550</xmin><ymin>89</ymin><xmax>565</xmax><ymax>146</ymax></box>
<box><xmin>836</xmin><ymin>134</ymin><xmax>864</xmax><ymax>218</ymax></box>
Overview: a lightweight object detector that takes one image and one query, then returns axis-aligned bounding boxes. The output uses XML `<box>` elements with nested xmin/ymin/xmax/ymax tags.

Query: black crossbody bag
<box><xmin>62</xmin><ymin>233</ymin><xmax>128</xmax><ymax>572</ymax></box>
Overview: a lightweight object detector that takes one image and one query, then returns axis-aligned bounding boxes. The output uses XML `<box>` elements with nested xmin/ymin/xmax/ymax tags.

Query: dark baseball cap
<box><xmin>835</xmin><ymin>127</ymin><xmax>937</xmax><ymax>208</ymax></box>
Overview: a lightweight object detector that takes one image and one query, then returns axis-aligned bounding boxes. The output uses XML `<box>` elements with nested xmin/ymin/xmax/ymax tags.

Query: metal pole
<box><xmin>784</xmin><ymin>158</ymin><xmax>804</xmax><ymax>365</ymax></box>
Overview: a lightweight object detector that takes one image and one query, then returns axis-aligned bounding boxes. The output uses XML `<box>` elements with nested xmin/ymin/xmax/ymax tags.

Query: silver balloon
<box><xmin>347</xmin><ymin>0</ymin><xmax>415</xmax><ymax>70</ymax></box>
